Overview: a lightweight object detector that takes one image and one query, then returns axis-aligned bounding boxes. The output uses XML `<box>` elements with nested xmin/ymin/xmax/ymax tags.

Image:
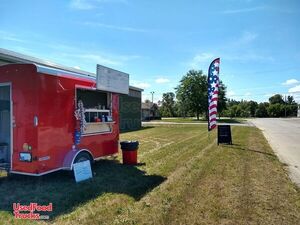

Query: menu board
<box><xmin>73</xmin><ymin>160</ymin><xmax>93</xmax><ymax>182</ymax></box>
<box><xmin>96</xmin><ymin>64</ymin><xmax>129</xmax><ymax>94</ymax></box>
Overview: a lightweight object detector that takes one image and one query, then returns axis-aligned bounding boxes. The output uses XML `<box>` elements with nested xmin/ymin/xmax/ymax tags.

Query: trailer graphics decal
<box><xmin>13</xmin><ymin>203</ymin><xmax>52</xmax><ymax>220</ymax></box>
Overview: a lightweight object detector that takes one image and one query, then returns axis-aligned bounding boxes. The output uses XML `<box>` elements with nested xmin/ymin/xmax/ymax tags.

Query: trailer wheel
<box><xmin>74</xmin><ymin>152</ymin><xmax>92</xmax><ymax>165</ymax></box>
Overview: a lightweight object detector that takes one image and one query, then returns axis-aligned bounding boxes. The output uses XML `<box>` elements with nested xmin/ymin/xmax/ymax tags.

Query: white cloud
<box><xmin>118</xmin><ymin>55</ymin><xmax>141</xmax><ymax>61</ymax></box>
<box><xmin>245</xmin><ymin>92</ymin><xmax>251</xmax><ymax>96</ymax></box>
<box><xmin>223</xmin><ymin>52</ymin><xmax>274</xmax><ymax>62</ymax></box>
<box><xmin>142</xmin><ymin>94</ymin><xmax>161</xmax><ymax>103</ymax></box>
<box><xmin>264</xmin><ymin>93</ymin><xmax>275</xmax><ymax>98</ymax></box>
<box><xmin>227</xmin><ymin>90</ymin><xmax>236</xmax><ymax>97</ymax></box>
<box><xmin>188</xmin><ymin>48</ymin><xmax>272</xmax><ymax>70</ymax></box>
<box><xmin>155</xmin><ymin>78</ymin><xmax>170</xmax><ymax>84</ymax></box>
<box><xmin>222</xmin><ymin>6</ymin><xmax>265</xmax><ymax>14</ymax></box>
<box><xmin>292</xmin><ymin>94</ymin><xmax>300</xmax><ymax>103</ymax></box>
<box><xmin>189</xmin><ymin>53</ymin><xmax>215</xmax><ymax>69</ymax></box>
<box><xmin>74</xmin><ymin>66</ymin><xmax>81</xmax><ymax>69</ymax></box>
<box><xmin>224</xmin><ymin>31</ymin><xmax>258</xmax><ymax>50</ymax></box>
<box><xmin>289</xmin><ymin>85</ymin><xmax>300</xmax><ymax>93</ymax></box>
<box><xmin>130</xmin><ymin>80</ymin><xmax>151</xmax><ymax>89</ymax></box>
<box><xmin>70</xmin><ymin>0</ymin><xmax>94</xmax><ymax>10</ymax></box>
<box><xmin>221</xmin><ymin>5</ymin><xmax>296</xmax><ymax>14</ymax></box>
<box><xmin>70</xmin><ymin>0</ymin><xmax>127</xmax><ymax>10</ymax></box>
<box><xmin>83</xmin><ymin>22</ymin><xmax>147</xmax><ymax>33</ymax></box>
<box><xmin>59</xmin><ymin>51</ymin><xmax>140</xmax><ymax>67</ymax></box>
<box><xmin>0</xmin><ymin>30</ymin><xmax>26</xmax><ymax>43</ymax></box>
<box><xmin>237</xmin><ymin>31</ymin><xmax>258</xmax><ymax>45</ymax></box>
<box><xmin>282</xmin><ymin>79</ymin><xmax>299</xmax><ymax>86</ymax></box>
<box><xmin>71</xmin><ymin>53</ymin><xmax>122</xmax><ymax>66</ymax></box>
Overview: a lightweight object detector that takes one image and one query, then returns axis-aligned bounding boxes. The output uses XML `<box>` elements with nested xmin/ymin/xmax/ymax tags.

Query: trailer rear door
<box><xmin>0</xmin><ymin>83</ymin><xmax>12</xmax><ymax>170</ymax></box>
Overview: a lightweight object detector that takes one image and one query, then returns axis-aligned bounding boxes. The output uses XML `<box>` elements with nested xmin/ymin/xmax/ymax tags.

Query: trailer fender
<box><xmin>62</xmin><ymin>149</ymin><xmax>94</xmax><ymax>170</ymax></box>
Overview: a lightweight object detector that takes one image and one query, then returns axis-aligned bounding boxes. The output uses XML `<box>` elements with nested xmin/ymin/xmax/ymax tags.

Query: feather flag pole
<box><xmin>208</xmin><ymin>58</ymin><xmax>220</xmax><ymax>131</ymax></box>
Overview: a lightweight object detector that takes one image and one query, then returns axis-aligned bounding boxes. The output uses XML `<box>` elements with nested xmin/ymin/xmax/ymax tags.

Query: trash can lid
<box><xmin>120</xmin><ymin>140</ymin><xmax>139</xmax><ymax>150</ymax></box>
<box><xmin>120</xmin><ymin>140</ymin><xmax>139</xmax><ymax>144</ymax></box>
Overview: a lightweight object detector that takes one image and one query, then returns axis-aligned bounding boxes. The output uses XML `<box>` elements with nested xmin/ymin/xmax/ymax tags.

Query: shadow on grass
<box><xmin>222</xmin><ymin>144</ymin><xmax>276</xmax><ymax>158</ymax></box>
<box><xmin>0</xmin><ymin>159</ymin><xmax>165</xmax><ymax>220</ymax></box>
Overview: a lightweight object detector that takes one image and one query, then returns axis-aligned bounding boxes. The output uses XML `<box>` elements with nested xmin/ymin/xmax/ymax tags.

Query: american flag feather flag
<box><xmin>208</xmin><ymin>58</ymin><xmax>220</xmax><ymax>131</ymax></box>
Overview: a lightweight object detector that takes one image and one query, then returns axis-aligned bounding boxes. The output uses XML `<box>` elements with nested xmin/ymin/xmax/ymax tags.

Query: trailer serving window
<box><xmin>76</xmin><ymin>88</ymin><xmax>114</xmax><ymax>135</ymax></box>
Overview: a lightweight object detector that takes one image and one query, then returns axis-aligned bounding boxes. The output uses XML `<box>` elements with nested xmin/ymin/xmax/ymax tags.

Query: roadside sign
<box><xmin>217</xmin><ymin>125</ymin><xmax>232</xmax><ymax>145</ymax></box>
<box><xmin>73</xmin><ymin>160</ymin><xmax>93</xmax><ymax>182</ymax></box>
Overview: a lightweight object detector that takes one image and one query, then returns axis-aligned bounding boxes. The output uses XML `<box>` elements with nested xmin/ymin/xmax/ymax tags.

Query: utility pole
<box><xmin>150</xmin><ymin>91</ymin><xmax>155</xmax><ymax>104</ymax></box>
<box><xmin>284</xmin><ymin>95</ymin><xmax>287</xmax><ymax>117</ymax></box>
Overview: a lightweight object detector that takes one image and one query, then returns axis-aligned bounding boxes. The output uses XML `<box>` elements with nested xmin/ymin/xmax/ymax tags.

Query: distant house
<box><xmin>142</xmin><ymin>102</ymin><xmax>160</xmax><ymax>121</ymax></box>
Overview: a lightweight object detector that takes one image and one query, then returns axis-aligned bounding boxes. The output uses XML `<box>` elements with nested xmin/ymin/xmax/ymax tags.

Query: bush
<box><xmin>267</xmin><ymin>103</ymin><xmax>283</xmax><ymax>117</ymax></box>
<box><xmin>255</xmin><ymin>103</ymin><xmax>269</xmax><ymax>117</ymax></box>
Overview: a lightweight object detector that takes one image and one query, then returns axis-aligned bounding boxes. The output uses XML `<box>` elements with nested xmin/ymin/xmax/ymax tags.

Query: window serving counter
<box><xmin>83</xmin><ymin>109</ymin><xmax>114</xmax><ymax>135</ymax></box>
<box><xmin>76</xmin><ymin>88</ymin><xmax>114</xmax><ymax>135</ymax></box>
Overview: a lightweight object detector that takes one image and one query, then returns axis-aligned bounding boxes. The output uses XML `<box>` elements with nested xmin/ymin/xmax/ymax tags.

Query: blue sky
<box><xmin>1</xmin><ymin>0</ymin><xmax>300</xmax><ymax>103</ymax></box>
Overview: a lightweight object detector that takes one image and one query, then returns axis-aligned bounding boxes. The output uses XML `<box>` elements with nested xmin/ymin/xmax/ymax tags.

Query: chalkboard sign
<box><xmin>217</xmin><ymin>125</ymin><xmax>232</xmax><ymax>145</ymax></box>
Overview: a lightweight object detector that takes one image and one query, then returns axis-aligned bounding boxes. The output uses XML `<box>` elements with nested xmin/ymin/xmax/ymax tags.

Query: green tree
<box><xmin>286</xmin><ymin>104</ymin><xmax>298</xmax><ymax>117</ymax></box>
<box><xmin>229</xmin><ymin>105</ymin><xmax>241</xmax><ymax>118</ymax></box>
<box><xmin>287</xmin><ymin>95</ymin><xmax>296</xmax><ymax>105</ymax></box>
<box><xmin>269</xmin><ymin>94</ymin><xmax>284</xmax><ymax>105</ymax></box>
<box><xmin>255</xmin><ymin>103</ymin><xmax>269</xmax><ymax>117</ymax></box>
<box><xmin>176</xmin><ymin>70</ymin><xmax>207</xmax><ymax>120</ymax></box>
<box><xmin>217</xmin><ymin>81</ymin><xmax>227</xmax><ymax>118</ymax></box>
<box><xmin>247</xmin><ymin>100</ymin><xmax>258</xmax><ymax>117</ymax></box>
<box><xmin>176</xmin><ymin>70</ymin><xmax>227</xmax><ymax>120</ymax></box>
<box><xmin>267</xmin><ymin>103</ymin><xmax>283</xmax><ymax>117</ymax></box>
<box><xmin>284</xmin><ymin>96</ymin><xmax>298</xmax><ymax>116</ymax></box>
<box><xmin>159</xmin><ymin>92</ymin><xmax>176</xmax><ymax>117</ymax></box>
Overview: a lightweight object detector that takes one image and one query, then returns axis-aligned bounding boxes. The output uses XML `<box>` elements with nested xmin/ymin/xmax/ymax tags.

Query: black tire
<box><xmin>74</xmin><ymin>152</ymin><xmax>93</xmax><ymax>164</ymax></box>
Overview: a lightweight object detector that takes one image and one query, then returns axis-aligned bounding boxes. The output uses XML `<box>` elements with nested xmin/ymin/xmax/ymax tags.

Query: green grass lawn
<box><xmin>0</xmin><ymin>125</ymin><xmax>300</xmax><ymax>224</ymax></box>
<box><xmin>151</xmin><ymin>117</ymin><xmax>245</xmax><ymax>123</ymax></box>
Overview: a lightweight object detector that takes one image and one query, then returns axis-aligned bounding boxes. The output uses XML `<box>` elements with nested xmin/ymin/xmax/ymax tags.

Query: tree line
<box><xmin>150</xmin><ymin>70</ymin><xmax>298</xmax><ymax>119</ymax></box>
<box><xmin>223</xmin><ymin>94</ymin><xmax>298</xmax><ymax>118</ymax></box>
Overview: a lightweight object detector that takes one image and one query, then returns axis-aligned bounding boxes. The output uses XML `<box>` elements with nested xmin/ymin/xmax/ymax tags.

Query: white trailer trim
<box><xmin>10</xmin><ymin>167</ymin><xmax>63</xmax><ymax>176</ymax></box>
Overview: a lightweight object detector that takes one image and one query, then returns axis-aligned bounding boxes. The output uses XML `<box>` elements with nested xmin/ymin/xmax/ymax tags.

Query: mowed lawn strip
<box><xmin>149</xmin><ymin>117</ymin><xmax>245</xmax><ymax>124</ymax></box>
<box><xmin>113</xmin><ymin>126</ymin><xmax>300</xmax><ymax>225</ymax></box>
<box><xmin>158</xmin><ymin>127</ymin><xmax>300</xmax><ymax>224</ymax></box>
<box><xmin>0</xmin><ymin>125</ymin><xmax>299</xmax><ymax>225</ymax></box>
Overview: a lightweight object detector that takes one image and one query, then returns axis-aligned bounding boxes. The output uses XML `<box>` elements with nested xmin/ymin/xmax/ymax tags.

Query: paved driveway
<box><xmin>251</xmin><ymin>118</ymin><xmax>300</xmax><ymax>186</ymax></box>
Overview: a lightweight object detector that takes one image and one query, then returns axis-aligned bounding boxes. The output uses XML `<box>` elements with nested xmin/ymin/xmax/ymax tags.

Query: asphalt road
<box><xmin>251</xmin><ymin>118</ymin><xmax>300</xmax><ymax>186</ymax></box>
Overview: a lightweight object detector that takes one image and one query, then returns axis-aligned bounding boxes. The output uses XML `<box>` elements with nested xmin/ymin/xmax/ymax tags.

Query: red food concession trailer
<box><xmin>0</xmin><ymin>63</ymin><xmax>129</xmax><ymax>176</ymax></box>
